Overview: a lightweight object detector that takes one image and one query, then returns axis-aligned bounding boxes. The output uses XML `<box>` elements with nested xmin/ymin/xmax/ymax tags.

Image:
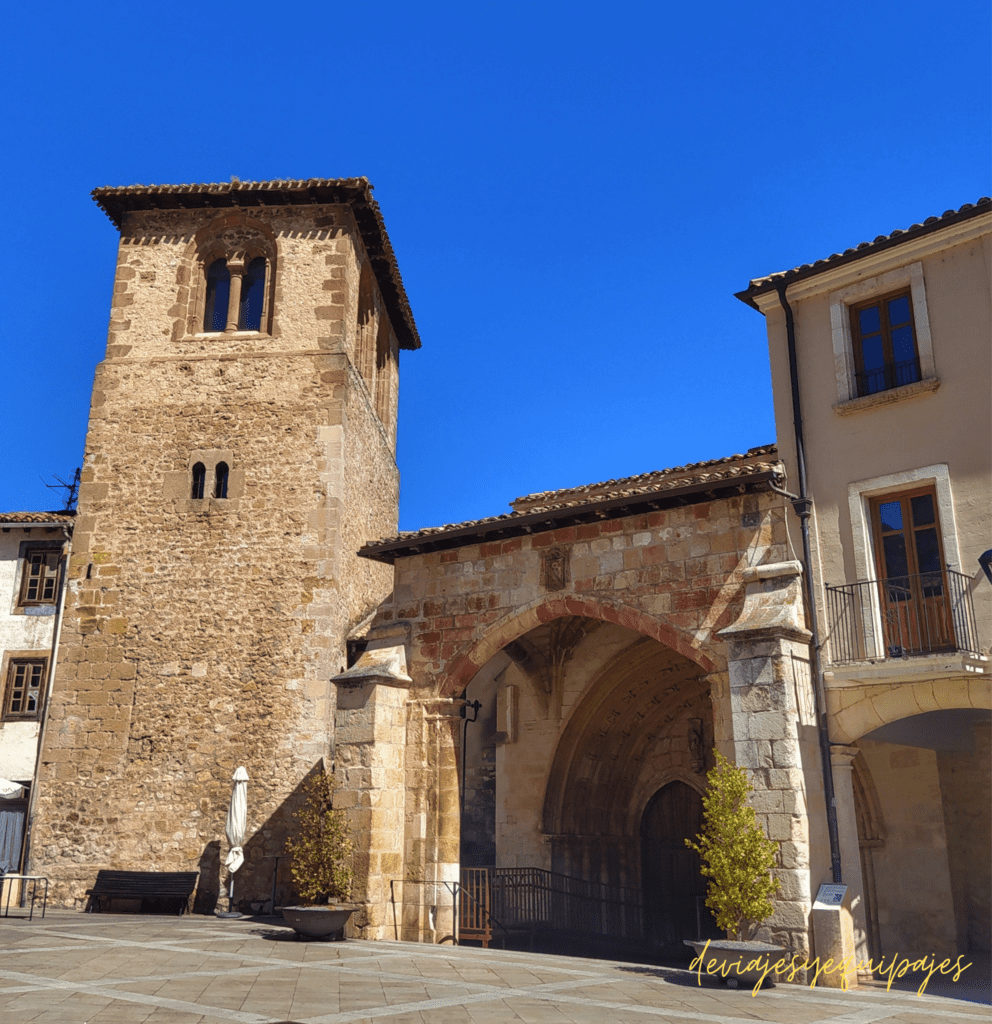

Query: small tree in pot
<box><xmin>684</xmin><ymin>751</ymin><xmax>784</xmax><ymax>985</ymax></box>
<box><xmin>282</xmin><ymin>769</ymin><xmax>356</xmax><ymax>939</ymax></box>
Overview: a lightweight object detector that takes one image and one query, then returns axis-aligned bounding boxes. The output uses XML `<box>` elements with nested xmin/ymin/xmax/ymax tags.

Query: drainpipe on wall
<box><xmin>22</xmin><ymin>523</ymin><xmax>72</xmax><ymax>876</ymax></box>
<box><xmin>774</xmin><ymin>281</ymin><xmax>843</xmax><ymax>885</ymax></box>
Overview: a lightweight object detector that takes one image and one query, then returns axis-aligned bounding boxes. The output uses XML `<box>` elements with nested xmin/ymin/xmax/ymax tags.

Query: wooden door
<box><xmin>870</xmin><ymin>487</ymin><xmax>954</xmax><ymax>655</ymax></box>
<box><xmin>640</xmin><ymin>781</ymin><xmax>714</xmax><ymax>952</ymax></box>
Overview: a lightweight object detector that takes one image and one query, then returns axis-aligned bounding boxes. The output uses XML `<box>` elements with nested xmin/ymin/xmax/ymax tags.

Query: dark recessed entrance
<box><xmin>640</xmin><ymin>781</ymin><xmax>716</xmax><ymax>955</ymax></box>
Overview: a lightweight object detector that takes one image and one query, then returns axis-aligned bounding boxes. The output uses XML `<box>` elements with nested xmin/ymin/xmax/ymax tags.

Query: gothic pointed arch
<box><xmin>438</xmin><ymin>595</ymin><xmax>719</xmax><ymax>698</ymax></box>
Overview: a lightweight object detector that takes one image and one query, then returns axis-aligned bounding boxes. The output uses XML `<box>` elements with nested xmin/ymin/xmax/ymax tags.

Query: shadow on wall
<box><xmin>192</xmin><ymin>840</ymin><xmax>220</xmax><ymax>914</ymax></box>
<box><xmin>192</xmin><ymin>761</ymin><xmax>327</xmax><ymax>915</ymax></box>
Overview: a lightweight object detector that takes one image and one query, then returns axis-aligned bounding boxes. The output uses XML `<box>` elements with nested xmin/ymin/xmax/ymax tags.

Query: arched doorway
<box><xmin>640</xmin><ymin>781</ymin><xmax>714</xmax><ymax>953</ymax></box>
<box><xmin>460</xmin><ymin>615</ymin><xmax>718</xmax><ymax>955</ymax></box>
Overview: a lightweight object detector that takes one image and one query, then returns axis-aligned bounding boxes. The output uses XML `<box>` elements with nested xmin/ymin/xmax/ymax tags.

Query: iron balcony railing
<box><xmin>855</xmin><ymin>358</ymin><xmax>921</xmax><ymax>397</ymax></box>
<box><xmin>825</xmin><ymin>569</ymin><xmax>980</xmax><ymax>665</ymax></box>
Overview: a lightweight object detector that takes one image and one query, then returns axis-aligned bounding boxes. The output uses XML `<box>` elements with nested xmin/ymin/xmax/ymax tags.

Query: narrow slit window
<box><xmin>214</xmin><ymin>462</ymin><xmax>229</xmax><ymax>499</ymax></box>
<box><xmin>191</xmin><ymin>463</ymin><xmax>206</xmax><ymax>499</ymax></box>
<box><xmin>238</xmin><ymin>257</ymin><xmax>266</xmax><ymax>331</ymax></box>
<box><xmin>203</xmin><ymin>259</ymin><xmax>231</xmax><ymax>332</ymax></box>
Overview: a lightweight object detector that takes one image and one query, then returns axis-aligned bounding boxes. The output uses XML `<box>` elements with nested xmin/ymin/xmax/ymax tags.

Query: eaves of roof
<box><xmin>510</xmin><ymin>444</ymin><xmax>778</xmax><ymax>511</ymax></box>
<box><xmin>91</xmin><ymin>178</ymin><xmax>421</xmax><ymax>350</ymax></box>
<box><xmin>0</xmin><ymin>511</ymin><xmax>75</xmax><ymax>527</ymax></box>
<box><xmin>736</xmin><ymin>197</ymin><xmax>992</xmax><ymax>310</ymax></box>
<box><xmin>360</xmin><ymin>447</ymin><xmax>780</xmax><ymax>564</ymax></box>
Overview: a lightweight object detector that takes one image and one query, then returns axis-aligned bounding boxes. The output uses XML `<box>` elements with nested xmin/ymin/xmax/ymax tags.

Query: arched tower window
<box><xmin>238</xmin><ymin>257</ymin><xmax>266</xmax><ymax>331</ymax></box>
<box><xmin>214</xmin><ymin>462</ymin><xmax>229</xmax><ymax>499</ymax></box>
<box><xmin>190</xmin><ymin>224</ymin><xmax>275</xmax><ymax>337</ymax></box>
<box><xmin>203</xmin><ymin>259</ymin><xmax>231</xmax><ymax>332</ymax></box>
<box><xmin>191</xmin><ymin>463</ymin><xmax>206</xmax><ymax>499</ymax></box>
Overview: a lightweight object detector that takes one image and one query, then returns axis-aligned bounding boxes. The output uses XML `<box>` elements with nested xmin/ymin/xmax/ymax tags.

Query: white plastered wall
<box><xmin>0</xmin><ymin>531</ymin><xmax>58</xmax><ymax>781</ymax></box>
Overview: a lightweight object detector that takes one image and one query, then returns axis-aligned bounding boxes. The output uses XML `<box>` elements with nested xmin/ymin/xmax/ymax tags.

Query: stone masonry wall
<box><xmin>31</xmin><ymin>203</ymin><xmax>400</xmax><ymax>909</ymax></box>
<box><xmin>385</xmin><ymin>493</ymin><xmax>789</xmax><ymax>696</ymax></box>
<box><xmin>342</xmin><ymin>493</ymin><xmax>802</xmax><ymax>941</ymax></box>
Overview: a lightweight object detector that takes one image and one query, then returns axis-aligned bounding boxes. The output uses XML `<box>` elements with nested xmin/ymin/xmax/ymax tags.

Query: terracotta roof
<box><xmin>509</xmin><ymin>444</ymin><xmax>778</xmax><ymax>511</ymax></box>
<box><xmin>0</xmin><ymin>511</ymin><xmax>75</xmax><ymax>526</ymax></box>
<box><xmin>736</xmin><ymin>197</ymin><xmax>992</xmax><ymax>309</ymax></box>
<box><xmin>91</xmin><ymin>178</ymin><xmax>421</xmax><ymax>350</ymax></box>
<box><xmin>360</xmin><ymin>445</ymin><xmax>780</xmax><ymax>563</ymax></box>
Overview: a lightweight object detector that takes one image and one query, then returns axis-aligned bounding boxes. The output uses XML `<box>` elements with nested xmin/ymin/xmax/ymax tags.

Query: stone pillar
<box><xmin>704</xmin><ymin>669</ymin><xmax>732</xmax><ymax>758</ymax></box>
<box><xmin>403</xmin><ymin>699</ymin><xmax>461</xmax><ymax>944</ymax></box>
<box><xmin>830</xmin><ymin>744</ymin><xmax>871</xmax><ymax>969</ymax></box>
<box><xmin>717</xmin><ymin>561</ymin><xmax>813</xmax><ymax>962</ymax></box>
<box><xmin>225</xmin><ymin>260</ymin><xmax>244</xmax><ymax>332</ymax></box>
<box><xmin>331</xmin><ymin>644</ymin><xmax>411</xmax><ymax>940</ymax></box>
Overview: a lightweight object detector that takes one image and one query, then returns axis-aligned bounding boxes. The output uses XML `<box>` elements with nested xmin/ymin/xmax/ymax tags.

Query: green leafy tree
<box><xmin>285</xmin><ymin>770</ymin><xmax>353</xmax><ymax>905</ymax></box>
<box><xmin>685</xmin><ymin>751</ymin><xmax>780</xmax><ymax>940</ymax></box>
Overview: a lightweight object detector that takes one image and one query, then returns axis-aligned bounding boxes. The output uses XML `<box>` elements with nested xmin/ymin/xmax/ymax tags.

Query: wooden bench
<box><xmin>85</xmin><ymin>870</ymin><xmax>199</xmax><ymax>916</ymax></box>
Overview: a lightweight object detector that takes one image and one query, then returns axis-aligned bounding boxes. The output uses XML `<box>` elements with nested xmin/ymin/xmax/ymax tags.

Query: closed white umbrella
<box><xmin>220</xmin><ymin>766</ymin><xmax>249</xmax><ymax>917</ymax></box>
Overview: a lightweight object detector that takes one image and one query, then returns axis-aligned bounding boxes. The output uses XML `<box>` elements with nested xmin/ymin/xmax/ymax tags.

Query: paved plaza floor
<box><xmin>0</xmin><ymin>911</ymin><xmax>988</xmax><ymax>1024</ymax></box>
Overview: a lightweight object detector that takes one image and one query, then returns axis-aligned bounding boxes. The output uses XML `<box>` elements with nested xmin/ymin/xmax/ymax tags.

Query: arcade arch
<box><xmin>460</xmin><ymin>613</ymin><xmax>722</xmax><ymax>953</ymax></box>
<box><xmin>848</xmin><ymin>707</ymin><xmax>991</xmax><ymax>959</ymax></box>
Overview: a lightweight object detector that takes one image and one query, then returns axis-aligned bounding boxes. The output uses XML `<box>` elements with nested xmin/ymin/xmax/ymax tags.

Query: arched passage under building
<box><xmin>460</xmin><ymin>614</ymin><xmax>722</xmax><ymax>956</ymax></box>
<box><xmin>849</xmin><ymin>707</ymin><xmax>991</xmax><ymax>961</ymax></box>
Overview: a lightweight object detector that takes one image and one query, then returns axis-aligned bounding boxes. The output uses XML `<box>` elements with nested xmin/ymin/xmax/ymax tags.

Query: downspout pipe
<box><xmin>775</xmin><ymin>281</ymin><xmax>843</xmax><ymax>885</ymax></box>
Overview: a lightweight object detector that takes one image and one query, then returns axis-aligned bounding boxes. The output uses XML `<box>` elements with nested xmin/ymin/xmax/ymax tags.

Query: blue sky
<box><xmin>1</xmin><ymin>1</ymin><xmax>988</xmax><ymax>531</ymax></box>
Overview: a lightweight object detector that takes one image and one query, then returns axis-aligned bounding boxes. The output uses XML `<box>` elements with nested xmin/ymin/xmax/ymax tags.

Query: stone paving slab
<box><xmin>0</xmin><ymin>912</ymin><xmax>987</xmax><ymax>1024</ymax></box>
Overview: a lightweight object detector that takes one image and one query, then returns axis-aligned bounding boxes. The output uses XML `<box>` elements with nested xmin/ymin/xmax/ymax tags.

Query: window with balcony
<box><xmin>870</xmin><ymin>487</ymin><xmax>952</xmax><ymax>655</ymax></box>
<box><xmin>827</xmin><ymin>478</ymin><xmax>980</xmax><ymax>662</ymax></box>
<box><xmin>828</xmin><ymin>261</ymin><xmax>938</xmax><ymax>411</ymax></box>
<box><xmin>850</xmin><ymin>290</ymin><xmax>921</xmax><ymax>397</ymax></box>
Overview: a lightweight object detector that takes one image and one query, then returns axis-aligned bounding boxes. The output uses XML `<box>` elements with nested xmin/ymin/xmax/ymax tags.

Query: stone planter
<box><xmin>281</xmin><ymin>905</ymin><xmax>357</xmax><ymax>940</ymax></box>
<box><xmin>684</xmin><ymin>939</ymin><xmax>788</xmax><ymax>988</ymax></box>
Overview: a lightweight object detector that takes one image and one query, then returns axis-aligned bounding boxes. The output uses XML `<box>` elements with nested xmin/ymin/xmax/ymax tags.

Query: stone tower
<box><xmin>30</xmin><ymin>179</ymin><xmax>419</xmax><ymax>909</ymax></box>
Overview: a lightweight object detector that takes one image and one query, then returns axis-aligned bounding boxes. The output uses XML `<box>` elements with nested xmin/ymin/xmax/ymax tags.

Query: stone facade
<box><xmin>29</xmin><ymin>180</ymin><xmax>418</xmax><ymax>910</ymax></box>
<box><xmin>24</xmin><ymin>179</ymin><xmax>985</xmax><ymax>975</ymax></box>
<box><xmin>338</xmin><ymin>455</ymin><xmax>823</xmax><ymax>960</ymax></box>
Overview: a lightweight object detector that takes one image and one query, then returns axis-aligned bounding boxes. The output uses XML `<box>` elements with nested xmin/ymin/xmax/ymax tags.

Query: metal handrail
<box><xmin>489</xmin><ymin>867</ymin><xmax>644</xmax><ymax>942</ymax></box>
<box><xmin>388</xmin><ymin>877</ymin><xmax>511</xmax><ymax>945</ymax></box>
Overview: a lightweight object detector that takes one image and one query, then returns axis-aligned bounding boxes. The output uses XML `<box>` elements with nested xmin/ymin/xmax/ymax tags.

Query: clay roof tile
<box><xmin>736</xmin><ymin>197</ymin><xmax>992</xmax><ymax>308</ymax></box>
<box><xmin>91</xmin><ymin>178</ymin><xmax>420</xmax><ymax>350</ymax></box>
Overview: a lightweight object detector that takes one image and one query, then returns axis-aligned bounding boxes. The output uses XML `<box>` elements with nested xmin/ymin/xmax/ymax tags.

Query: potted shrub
<box><xmin>281</xmin><ymin>769</ymin><xmax>357</xmax><ymax>940</ymax></box>
<box><xmin>684</xmin><ymin>751</ymin><xmax>786</xmax><ymax>987</ymax></box>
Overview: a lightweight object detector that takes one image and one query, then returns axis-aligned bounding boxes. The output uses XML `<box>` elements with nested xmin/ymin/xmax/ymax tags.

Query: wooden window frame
<box><xmin>868</xmin><ymin>484</ymin><xmax>956</xmax><ymax>656</ymax></box>
<box><xmin>18</xmin><ymin>547</ymin><xmax>60</xmax><ymax>608</ymax></box>
<box><xmin>869</xmin><ymin>484</ymin><xmax>947</xmax><ymax>581</ymax></box>
<box><xmin>2</xmin><ymin>657</ymin><xmax>48</xmax><ymax>721</ymax></box>
<box><xmin>849</xmin><ymin>288</ymin><xmax>921</xmax><ymax>398</ymax></box>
